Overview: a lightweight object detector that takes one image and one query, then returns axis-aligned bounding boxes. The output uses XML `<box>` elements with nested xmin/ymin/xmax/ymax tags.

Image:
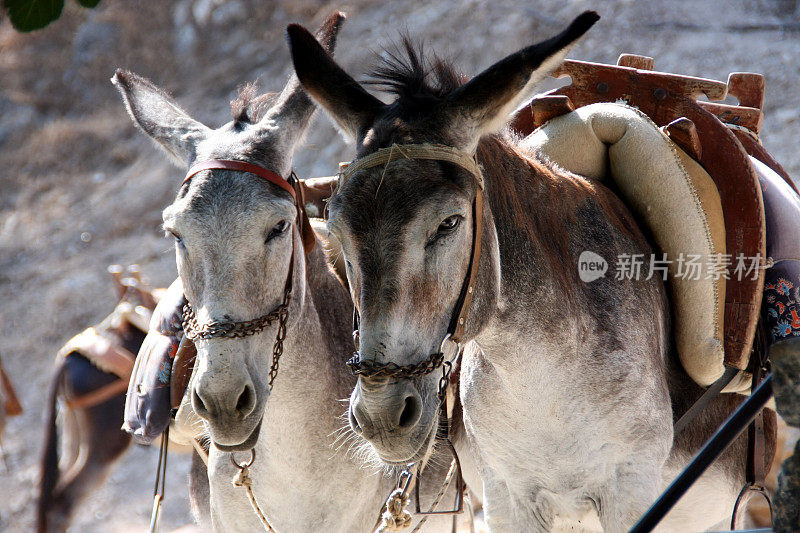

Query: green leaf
<box><xmin>3</xmin><ymin>0</ymin><xmax>65</xmax><ymax>32</ymax></box>
<box><xmin>75</xmin><ymin>0</ymin><xmax>100</xmax><ymax>7</ymax></box>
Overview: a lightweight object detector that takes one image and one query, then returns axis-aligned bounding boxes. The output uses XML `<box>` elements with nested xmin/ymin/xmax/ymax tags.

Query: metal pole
<box><xmin>630</xmin><ymin>374</ymin><xmax>774</xmax><ymax>533</ymax></box>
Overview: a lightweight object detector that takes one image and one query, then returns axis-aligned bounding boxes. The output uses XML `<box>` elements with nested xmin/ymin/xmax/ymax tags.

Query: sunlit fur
<box><xmin>114</xmin><ymin>14</ymin><xmax>463</xmax><ymax>532</ymax></box>
<box><xmin>289</xmin><ymin>13</ymin><xmax>765</xmax><ymax>532</ymax></box>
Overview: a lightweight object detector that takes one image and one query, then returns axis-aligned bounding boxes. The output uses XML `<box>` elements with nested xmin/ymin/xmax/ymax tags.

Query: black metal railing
<box><xmin>630</xmin><ymin>374</ymin><xmax>774</xmax><ymax>532</ymax></box>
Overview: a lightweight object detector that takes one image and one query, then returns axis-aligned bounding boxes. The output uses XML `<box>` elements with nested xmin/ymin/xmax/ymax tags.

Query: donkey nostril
<box><xmin>349</xmin><ymin>406</ymin><xmax>363</xmax><ymax>434</ymax></box>
<box><xmin>397</xmin><ymin>395</ymin><xmax>421</xmax><ymax>429</ymax></box>
<box><xmin>193</xmin><ymin>388</ymin><xmax>211</xmax><ymax>419</ymax></box>
<box><xmin>235</xmin><ymin>385</ymin><xmax>255</xmax><ymax>419</ymax></box>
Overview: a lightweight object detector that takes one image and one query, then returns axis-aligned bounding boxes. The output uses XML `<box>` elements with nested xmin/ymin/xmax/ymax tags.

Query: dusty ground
<box><xmin>1</xmin><ymin>0</ymin><xmax>799</xmax><ymax>531</ymax></box>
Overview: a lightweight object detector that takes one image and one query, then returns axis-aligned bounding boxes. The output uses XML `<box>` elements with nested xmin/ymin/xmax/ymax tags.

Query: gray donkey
<box><xmin>287</xmin><ymin>11</ymin><xmax>765</xmax><ymax>532</ymax></box>
<box><xmin>114</xmin><ymin>13</ymin><xmax>461</xmax><ymax>532</ymax></box>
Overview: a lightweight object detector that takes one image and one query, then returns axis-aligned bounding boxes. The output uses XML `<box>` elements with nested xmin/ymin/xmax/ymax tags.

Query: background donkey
<box><xmin>37</xmin><ymin>267</ymin><xmax>153</xmax><ymax>532</ymax></box>
<box><xmin>288</xmin><ymin>11</ymin><xmax>773</xmax><ymax>532</ymax></box>
<box><xmin>114</xmin><ymin>13</ymin><xmax>462</xmax><ymax>531</ymax></box>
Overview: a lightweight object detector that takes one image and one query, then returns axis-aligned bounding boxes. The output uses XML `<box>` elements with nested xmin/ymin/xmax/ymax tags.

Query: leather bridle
<box><xmin>179</xmin><ymin>159</ymin><xmax>315</xmax><ymax>390</ymax></box>
<box><xmin>337</xmin><ymin>144</ymin><xmax>484</xmax><ymax>525</ymax></box>
<box><xmin>341</xmin><ymin>144</ymin><xmax>485</xmax><ymax>380</ymax></box>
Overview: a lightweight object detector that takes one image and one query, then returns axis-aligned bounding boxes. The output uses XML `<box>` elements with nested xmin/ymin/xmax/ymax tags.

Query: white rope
<box><xmin>231</xmin><ymin>451</ymin><xmax>279</xmax><ymax>532</ymax></box>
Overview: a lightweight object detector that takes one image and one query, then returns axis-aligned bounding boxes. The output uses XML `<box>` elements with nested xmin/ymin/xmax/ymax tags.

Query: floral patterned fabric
<box><xmin>763</xmin><ymin>260</ymin><xmax>800</xmax><ymax>342</ymax></box>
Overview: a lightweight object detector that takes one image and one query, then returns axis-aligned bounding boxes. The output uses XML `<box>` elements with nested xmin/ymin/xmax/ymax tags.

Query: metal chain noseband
<box><xmin>182</xmin><ymin>291</ymin><xmax>290</xmax><ymax>341</ymax></box>
<box><xmin>346</xmin><ymin>351</ymin><xmax>445</xmax><ymax>379</ymax></box>
<box><xmin>181</xmin><ymin>284</ymin><xmax>292</xmax><ymax>390</ymax></box>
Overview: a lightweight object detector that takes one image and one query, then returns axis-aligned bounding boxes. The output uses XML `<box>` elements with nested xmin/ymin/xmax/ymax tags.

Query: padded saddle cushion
<box><xmin>522</xmin><ymin>102</ymin><xmax>740</xmax><ymax>390</ymax></box>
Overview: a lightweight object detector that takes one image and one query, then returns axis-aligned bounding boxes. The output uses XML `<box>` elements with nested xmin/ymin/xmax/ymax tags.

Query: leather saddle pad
<box><xmin>56</xmin><ymin>301</ymin><xmax>152</xmax><ymax>380</ymax></box>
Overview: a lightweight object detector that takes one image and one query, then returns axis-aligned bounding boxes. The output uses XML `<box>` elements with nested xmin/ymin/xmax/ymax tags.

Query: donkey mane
<box><xmin>366</xmin><ymin>37</ymin><xmax>463</xmax><ymax>109</ymax></box>
<box><xmin>229</xmin><ymin>81</ymin><xmax>276</xmax><ymax>126</ymax></box>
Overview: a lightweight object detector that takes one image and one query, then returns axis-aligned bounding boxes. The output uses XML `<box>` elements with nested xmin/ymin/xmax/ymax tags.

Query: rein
<box><xmin>338</xmin><ymin>143</ymin><xmax>485</xmax><ymax>531</ymax></box>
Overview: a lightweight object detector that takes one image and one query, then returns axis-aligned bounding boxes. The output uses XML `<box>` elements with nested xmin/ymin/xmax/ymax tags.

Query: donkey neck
<box><xmin>259</xmin><ymin>242</ymin><xmax>358</xmax><ymax>455</ymax></box>
<box><xmin>241</xmin><ymin>242</ymin><xmax>388</xmax><ymax>532</ymax></box>
<box><xmin>470</xmin><ymin>136</ymin><xmax>622</xmax><ymax>352</ymax></box>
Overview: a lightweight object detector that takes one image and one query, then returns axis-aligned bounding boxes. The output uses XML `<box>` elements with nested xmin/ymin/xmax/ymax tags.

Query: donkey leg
<box><xmin>482</xmin><ymin>474</ymin><xmax>539</xmax><ymax>533</ymax></box>
<box><xmin>596</xmin><ymin>461</ymin><xmax>661</xmax><ymax>533</ymax></box>
<box><xmin>189</xmin><ymin>448</ymin><xmax>212</xmax><ymax>526</ymax></box>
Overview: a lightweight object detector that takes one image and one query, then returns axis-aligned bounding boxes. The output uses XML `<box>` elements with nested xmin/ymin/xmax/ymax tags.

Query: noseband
<box><xmin>342</xmin><ymin>144</ymin><xmax>485</xmax><ymax>380</ymax></box>
<box><xmin>179</xmin><ymin>159</ymin><xmax>311</xmax><ymax>389</ymax></box>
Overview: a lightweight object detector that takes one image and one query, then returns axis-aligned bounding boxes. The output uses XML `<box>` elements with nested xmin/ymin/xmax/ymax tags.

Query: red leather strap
<box><xmin>184</xmin><ymin>160</ymin><xmax>296</xmax><ymax>201</ymax></box>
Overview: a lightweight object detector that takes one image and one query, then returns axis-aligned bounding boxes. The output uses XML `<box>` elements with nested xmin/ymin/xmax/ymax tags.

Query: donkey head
<box><xmin>113</xmin><ymin>13</ymin><xmax>345</xmax><ymax>451</ymax></box>
<box><xmin>288</xmin><ymin>12</ymin><xmax>598</xmax><ymax>464</ymax></box>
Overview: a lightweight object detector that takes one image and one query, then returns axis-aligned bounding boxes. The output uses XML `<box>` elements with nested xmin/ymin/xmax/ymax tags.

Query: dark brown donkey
<box><xmin>289</xmin><ymin>12</ymin><xmax>773</xmax><ymax>532</ymax></box>
<box><xmin>37</xmin><ymin>266</ymin><xmax>155</xmax><ymax>533</ymax></box>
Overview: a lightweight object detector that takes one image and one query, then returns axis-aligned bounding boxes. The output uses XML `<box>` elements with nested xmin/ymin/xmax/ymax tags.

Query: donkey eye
<box><xmin>437</xmin><ymin>215</ymin><xmax>461</xmax><ymax>233</ymax></box>
<box><xmin>167</xmin><ymin>230</ymin><xmax>185</xmax><ymax>248</ymax></box>
<box><xmin>427</xmin><ymin>215</ymin><xmax>463</xmax><ymax>247</ymax></box>
<box><xmin>266</xmin><ymin>220</ymin><xmax>290</xmax><ymax>243</ymax></box>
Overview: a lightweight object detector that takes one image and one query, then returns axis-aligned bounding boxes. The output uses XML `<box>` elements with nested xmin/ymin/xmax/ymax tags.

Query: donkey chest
<box><xmin>459</xmin><ymin>347</ymin><xmax>626</xmax><ymax>495</ymax></box>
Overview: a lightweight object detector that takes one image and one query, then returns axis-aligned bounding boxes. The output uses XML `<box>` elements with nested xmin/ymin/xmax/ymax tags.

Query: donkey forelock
<box><xmin>366</xmin><ymin>38</ymin><xmax>462</xmax><ymax>108</ymax></box>
<box><xmin>229</xmin><ymin>82</ymin><xmax>277</xmax><ymax>127</ymax></box>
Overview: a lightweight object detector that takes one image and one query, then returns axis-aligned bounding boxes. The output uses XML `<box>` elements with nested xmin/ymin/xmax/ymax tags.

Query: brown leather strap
<box><xmin>291</xmin><ymin>174</ymin><xmax>316</xmax><ymax>255</ymax></box>
<box><xmin>450</xmin><ymin>188</ymin><xmax>483</xmax><ymax>344</ymax></box>
<box><xmin>170</xmin><ymin>337</ymin><xmax>197</xmax><ymax>409</ymax></box>
<box><xmin>65</xmin><ymin>378</ymin><xmax>129</xmax><ymax>411</ymax></box>
<box><xmin>184</xmin><ymin>160</ymin><xmax>297</xmax><ymax>200</ymax></box>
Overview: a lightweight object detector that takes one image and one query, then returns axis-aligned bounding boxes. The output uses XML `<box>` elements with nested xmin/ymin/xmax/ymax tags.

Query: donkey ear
<box><xmin>261</xmin><ymin>12</ymin><xmax>347</xmax><ymax>139</ymax></box>
<box><xmin>446</xmin><ymin>11</ymin><xmax>599</xmax><ymax>151</ymax></box>
<box><xmin>111</xmin><ymin>69</ymin><xmax>210</xmax><ymax>166</ymax></box>
<box><xmin>287</xmin><ymin>23</ymin><xmax>384</xmax><ymax>142</ymax></box>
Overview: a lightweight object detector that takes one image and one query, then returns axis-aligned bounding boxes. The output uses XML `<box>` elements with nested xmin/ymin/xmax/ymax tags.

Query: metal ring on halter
<box><xmin>439</xmin><ymin>333</ymin><xmax>459</xmax><ymax>363</ymax></box>
<box><xmin>230</xmin><ymin>449</ymin><xmax>256</xmax><ymax>469</ymax></box>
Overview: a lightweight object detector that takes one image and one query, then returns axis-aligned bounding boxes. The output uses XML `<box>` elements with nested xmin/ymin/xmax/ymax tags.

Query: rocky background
<box><xmin>1</xmin><ymin>0</ymin><xmax>799</xmax><ymax>531</ymax></box>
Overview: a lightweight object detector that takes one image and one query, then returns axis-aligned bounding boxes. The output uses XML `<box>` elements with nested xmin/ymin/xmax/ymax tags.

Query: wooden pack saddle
<box><xmin>510</xmin><ymin>54</ymin><xmax>800</xmax><ymax>393</ymax></box>
<box><xmin>56</xmin><ymin>266</ymin><xmax>161</xmax><ymax>410</ymax></box>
